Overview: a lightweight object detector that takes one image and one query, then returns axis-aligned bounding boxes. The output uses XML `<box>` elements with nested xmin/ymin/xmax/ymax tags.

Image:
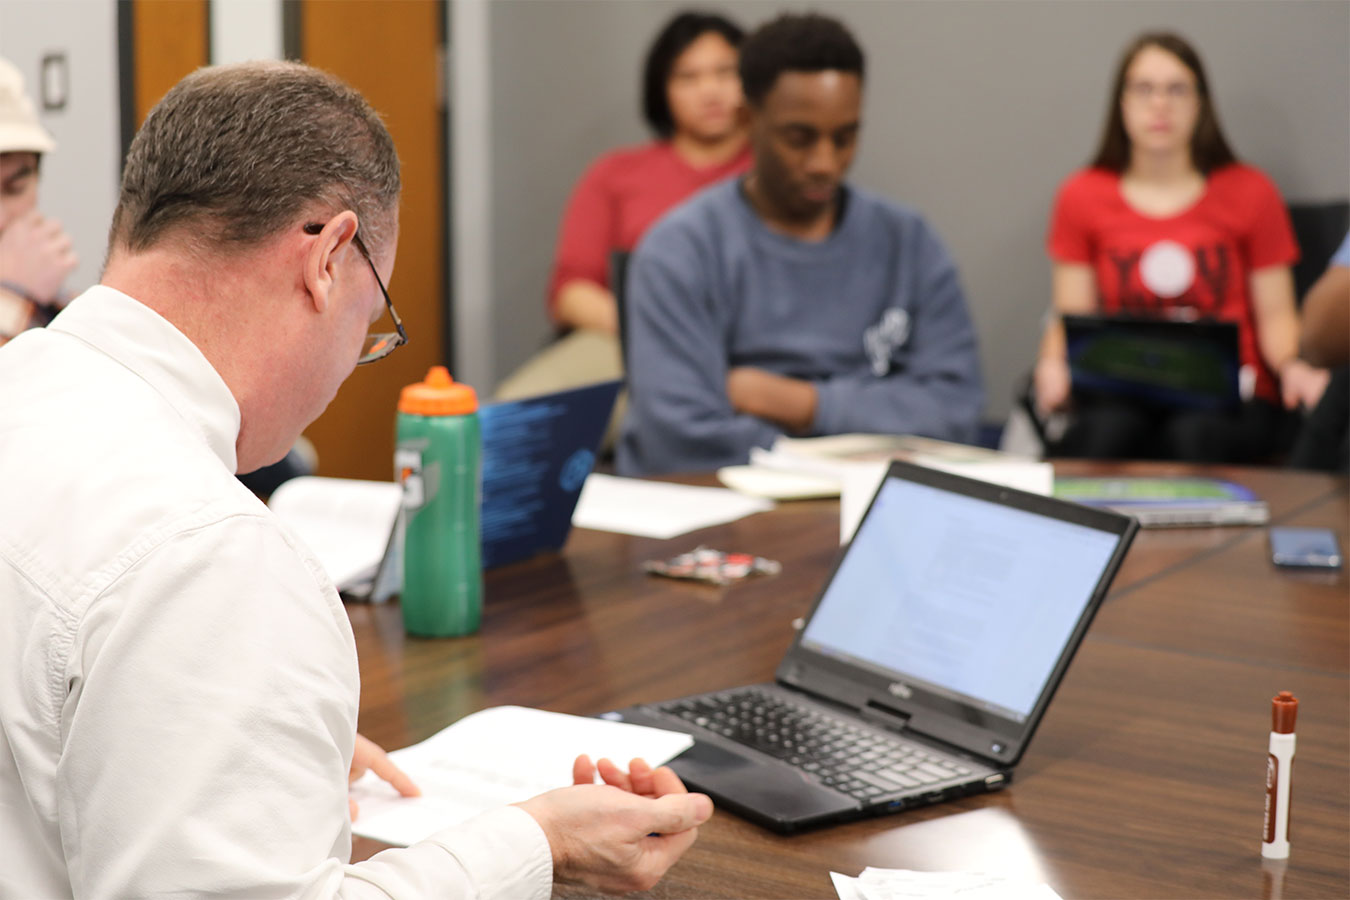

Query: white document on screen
<box><xmin>348</xmin><ymin>706</ymin><xmax>694</xmax><ymax>847</ymax></box>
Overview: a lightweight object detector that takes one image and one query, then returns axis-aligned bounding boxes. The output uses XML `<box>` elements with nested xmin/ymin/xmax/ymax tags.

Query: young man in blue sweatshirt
<box><xmin>617</xmin><ymin>12</ymin><xmax>984</xmax><ymax>476</ymax></box>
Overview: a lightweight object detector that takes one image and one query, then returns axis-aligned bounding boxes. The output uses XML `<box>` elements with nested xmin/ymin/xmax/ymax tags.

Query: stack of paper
<box><xmin>267</xmin><ymin>476</ymin><xmax>401</xmax><ymax>589</ymax></box>
<box><xmin>1053</xmin><ymin>476</ymin><xmax>1268</xmax><ymax>527</ymax></box>
<box><xmin>716</xmin><ymin>435</ymin><xmax>1054</xmax><ymax>543</ymax></box>
<box><xmin>349</xmin><ymin>706</ymin><xmax>694</xmax><ymax>847</ymax></box>
<box><xmin>831</xmin><ymin>867</ymin><xmax>1063</xmax><ymax>900</ymax></box>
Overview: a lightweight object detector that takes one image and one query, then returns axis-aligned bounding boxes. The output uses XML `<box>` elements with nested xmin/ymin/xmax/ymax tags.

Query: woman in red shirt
<box><xmin>497</xmin><ymin>12</ymin><xmax>750</xmax><ymax>408</ymax></box>
<box><xmin>1034</xmin><ymin>32</ymin><xmax>1328</xmax><ymax>462</ymax></box>
<box><xmin>548</xmin><ymin>11</ymin><xmax>751</xmax><ymax>334</ymax></box>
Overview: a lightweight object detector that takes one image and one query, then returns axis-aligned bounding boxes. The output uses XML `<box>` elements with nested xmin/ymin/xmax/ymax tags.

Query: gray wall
<box><xmin>486</xmin><ymin>0</ymin><xmax>1350</xmax><ymax>422</ymax></box>
<box><xmin>0</xmin><ymin>0</ymin><xmax>121</xmax><ymax>297</ymax></box>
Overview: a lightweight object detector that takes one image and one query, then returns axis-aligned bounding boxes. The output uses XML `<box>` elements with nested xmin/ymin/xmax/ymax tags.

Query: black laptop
<box><xmin>608</xmin><ymin>460</ymin><xmax>1137</xmax><ymax>833</ymax></box>
<box><xmin>1063</xmin><ymin>313</ymin><xmax>1241</xmax><ymax>411</ymax></box>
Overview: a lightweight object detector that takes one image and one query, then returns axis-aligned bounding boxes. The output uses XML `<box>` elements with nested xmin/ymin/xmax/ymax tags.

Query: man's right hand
<box><xmin>515</xmin><ymin>755</ymin><xmax>713</xmax><ymax>894</ymax></box>
<box><xmin>0</xmin><ymin>210</ymin><xmax>77</xmax><ymax>304</ymax></box>
<box><xmin>1033</xmin><ymin>356</ymin><xmax>1072</xmax><ymax>418</ymax></box>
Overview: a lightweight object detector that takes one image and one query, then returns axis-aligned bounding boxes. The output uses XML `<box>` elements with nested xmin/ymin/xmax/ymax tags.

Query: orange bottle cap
<box><xmin>398</xmin><ymin>366</ymin><xmax>477</xmax><ymax>416</ymax></box>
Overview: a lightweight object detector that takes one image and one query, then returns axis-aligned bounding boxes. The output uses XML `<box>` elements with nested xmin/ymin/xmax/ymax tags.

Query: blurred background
<box><xmin>2</xmin><ymin>0</ymin><xmax>1346</xmax><ymax>479</ymax></box>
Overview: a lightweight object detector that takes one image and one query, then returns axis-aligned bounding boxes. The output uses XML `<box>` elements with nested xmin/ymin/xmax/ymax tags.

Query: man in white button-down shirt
<box><xmin>0</xmin><ymin>61</ymin><xmax>710</xmax><ymax>899</ymax></box>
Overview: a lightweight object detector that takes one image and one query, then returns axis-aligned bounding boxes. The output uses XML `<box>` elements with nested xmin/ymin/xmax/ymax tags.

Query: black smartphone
<box><xmin>1269</xmin><ymin>527</ymin><xmax>1343</xmax><ymax>569</ymax></box>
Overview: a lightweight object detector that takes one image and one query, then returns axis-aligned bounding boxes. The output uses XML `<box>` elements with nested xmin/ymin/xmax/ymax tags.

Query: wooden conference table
<box><xmin>347</xmin><ymin>462</ymin><xmax>1349</xmax><ymax>899</ymax></box>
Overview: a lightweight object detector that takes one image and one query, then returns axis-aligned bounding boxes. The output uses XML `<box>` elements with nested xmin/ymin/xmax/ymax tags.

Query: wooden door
<box><xmin>297</xmin><ymin>0</ymin><xmax>447</xmax><ymax>481</ymax></box>
<box><xmin>127</xmin><ymin>0</ymin><xmax>209</xmax><ymax>125</ymax></box>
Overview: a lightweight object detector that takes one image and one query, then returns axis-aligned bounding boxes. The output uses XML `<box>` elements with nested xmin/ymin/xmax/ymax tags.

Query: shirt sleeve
<box><xmin>1046</xmin><ymin>172</ymin><xmax>1095</xmax><ymax>264</ymax></box>
<box><xmin>617</xmin><ymin>227</ymin><xmax>781</xmax><ymax>475</ymax></box>
<box><xmin>547</xmin><ymin>156</ymin><xmax>617</xmax><ymax>320</ymax></box>
<box><xmin>1332</xmin><ymin>232</ymin><xmax>1350</xmax><ymax>268</ymax></box>
<box><xmin>811</xmin><ymin>225</ymin><xmax>985</xmax><ymax>441</ymax></box>
<box><xmin>1241</xmin><ymin>168</ymin><xmax>1300</xmax><ymax>270</ymax></box>
<box><xmin>58</xmin><ymin>514</ymin><xmax>552</xmax><ymax>900</ymax></box>
<box><xmin>338</xmin><ymin>807</ymin><xmax>551</xmax><ymax>899</ymax></box>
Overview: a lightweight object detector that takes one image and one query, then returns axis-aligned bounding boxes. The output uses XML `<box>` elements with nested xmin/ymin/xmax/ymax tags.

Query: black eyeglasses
<box><xmin>304</xmin><ymin>222</ymin><xmax>408</xmax><ymax>364</ymax></box>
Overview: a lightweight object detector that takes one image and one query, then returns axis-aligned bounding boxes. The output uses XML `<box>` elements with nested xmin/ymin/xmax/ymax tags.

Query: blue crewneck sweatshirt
<box><xmin>617</xmin><ymin>179</ymin><xmax>984</xmax><ymax>476</ymax></box>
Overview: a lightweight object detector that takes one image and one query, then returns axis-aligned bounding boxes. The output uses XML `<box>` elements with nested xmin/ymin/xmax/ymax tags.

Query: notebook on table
<box><xmin>1063</xmin><ymin>314</ymin><xmax>1241</xmax><ymax>411</ymax></box>
<box><xmin>477</xmin><ymin>378</ymin><xmax>621</xmax><ymax>568</ymax></box>
<box><xmin>1054</xmin><ymin>476</ymin><xmax>1268</xmax><ymax>528</ymax></box>
<box><xmin>608</xmin><ymin>460</ymin><xmax>1137</xmax><ymax>833</ymax></box>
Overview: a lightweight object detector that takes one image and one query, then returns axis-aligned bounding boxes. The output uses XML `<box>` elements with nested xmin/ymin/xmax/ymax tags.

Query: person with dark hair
<box><xmin>0</xmin><ymin>56</ymin><xmax>77</xmax><ymax>347</ymax></box>
<box><xmin>550</xmin><ymin>10</ymin><xmax>747</xmax><ymax>334</ymax></box>
<box><xmin>616</xmin><ymin>12</ymin><xmax>983</xmax><ymax>476</ymax></box>
<box><xmin>495</xmin><ymin>10</ymin><xmax>748</xmax><ymax>407</ymax></box>
<box><xmin>0</xmin><ymin>61</ymin><xmax>711</xmax><ymax>897</ymax></box>
<box><xmin>1034</xmin><ymin>32</ymin><xmax>1328</xmax><ymax>461</ymax></box>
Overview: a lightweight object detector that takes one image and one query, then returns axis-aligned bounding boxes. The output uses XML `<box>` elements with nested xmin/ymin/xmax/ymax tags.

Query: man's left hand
<box><xmin>726</xmin><ymin>367</ymin><xmax>817</xmax><ymax>434</ymax></box>
<box><xmin>348</xmin><ymin>732</ymin><xmax>420</xmax><ymax>821</ymax></box>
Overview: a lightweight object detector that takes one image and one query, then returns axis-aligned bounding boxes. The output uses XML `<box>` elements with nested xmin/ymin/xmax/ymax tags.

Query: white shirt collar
<box><xmin>49</xmin><ymin>285</ymin><xmax>242</xmax><ymax>473</ymax></box>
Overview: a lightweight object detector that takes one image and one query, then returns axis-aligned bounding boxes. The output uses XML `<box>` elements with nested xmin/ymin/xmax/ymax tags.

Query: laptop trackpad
<box><xmin>669</xmin><ymin>740</ymin><xmax>854</xmax><ymax>826</ymax></box>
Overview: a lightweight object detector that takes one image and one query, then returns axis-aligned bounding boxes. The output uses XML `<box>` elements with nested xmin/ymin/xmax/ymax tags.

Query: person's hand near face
<box><xmin>0</xmin><ymin>152</ymin><xmax>76</xmax><ymax>306</ymax></box>
<box><xmin>0</xmin><ymin>209</ymin><xmax>77</xmax><ymax>306</ymax></box>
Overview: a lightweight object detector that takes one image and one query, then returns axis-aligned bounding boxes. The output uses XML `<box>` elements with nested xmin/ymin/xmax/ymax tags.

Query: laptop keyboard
<box><xmin>660</xmin><ymin>687</ymin><xmax>974</xmax><ymax>802</ymax></box>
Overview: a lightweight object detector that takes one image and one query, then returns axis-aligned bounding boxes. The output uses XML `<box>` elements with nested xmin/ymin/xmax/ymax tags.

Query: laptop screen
<box><xmin>799</xmin><ymin>476</ymin><xmax>1122</xmax><ymax>723</ymax></box>
<box><xmin>1063</xmin><ymin>314</ymin><xmax>1240</xmax><ymax>411</ymax></box>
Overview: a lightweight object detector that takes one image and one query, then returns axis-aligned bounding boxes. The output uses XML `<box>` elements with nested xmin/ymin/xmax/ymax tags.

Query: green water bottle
<box><xmin>395</xmin><ymin>366</ymin><xmax>482</xmax><ymax>637</ymax></box>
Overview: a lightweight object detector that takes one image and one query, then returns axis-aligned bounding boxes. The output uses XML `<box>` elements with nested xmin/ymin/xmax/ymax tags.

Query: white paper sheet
<box><xmin>831</xmin><ymin>871</ymin><xmax>871</xmax><ymax>900</ymax></box>
<box><xmin>716</xmin><ymin>464</ymin><xmax>842</xmax><ymax>500</ymax></box>
<box><xmin>831</xmin><ymin>868</ymin><xmax>1063</xmax><ymax>900</ymax></box>
<box><xmin>349</xmin><ymin>706</ymin><xmax>694</xmax><ymax>847</ymax></box>
<box><xmin>267</xmin><ymin>476</ymin><xmax>401</xmax><ymax>588</ymax></box>
<box><xmin>571</xmin><ymin>473</ymin><xmax>774</xmax><ymax>539</ymax></box>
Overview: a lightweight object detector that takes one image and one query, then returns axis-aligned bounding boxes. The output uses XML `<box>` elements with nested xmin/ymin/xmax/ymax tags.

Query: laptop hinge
<box><xmin>860</xmin><ymin>698</ymin><xmax>912</xmax><ymax>732</ymax></box>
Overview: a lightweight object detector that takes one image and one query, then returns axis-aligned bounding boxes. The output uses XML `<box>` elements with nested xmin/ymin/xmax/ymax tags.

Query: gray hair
<box><xmin>110</xmin><ymin>61</ymin><xmax>400</xmax><ymax>256</ymax></box>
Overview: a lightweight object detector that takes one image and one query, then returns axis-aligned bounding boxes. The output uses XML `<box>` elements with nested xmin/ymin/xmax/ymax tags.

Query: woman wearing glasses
<box><xmin>1032</xmin><ymin>32</ymin><xmax>1327</xmax><ymax>462</ymax></box>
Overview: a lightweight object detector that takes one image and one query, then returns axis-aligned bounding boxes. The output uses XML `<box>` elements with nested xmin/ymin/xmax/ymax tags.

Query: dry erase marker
<box><xmin>1261</xmin><ymin>691</ymin><xmax>1298</xmax><ymax>859</ymax></box>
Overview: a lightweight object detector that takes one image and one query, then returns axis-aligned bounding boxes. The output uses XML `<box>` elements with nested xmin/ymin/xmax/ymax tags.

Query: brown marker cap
<box><xmin>1271</xmin><ymin>691</ymin><xmax>1298</xmax><ymax>734</ymax></box>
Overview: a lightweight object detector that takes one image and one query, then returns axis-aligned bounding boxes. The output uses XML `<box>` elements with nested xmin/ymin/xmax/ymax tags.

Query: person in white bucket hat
<box><xmin>0</xmin><ymin>56</ymin><xmax>76</xmax><ymax>346</ymax></box>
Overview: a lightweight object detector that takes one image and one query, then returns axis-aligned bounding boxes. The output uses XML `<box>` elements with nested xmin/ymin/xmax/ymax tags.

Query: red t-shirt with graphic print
<box><xmin>1047</xmin><ymin>163</ymin><xmax>1298</xmax><ymax>403</ymax></box>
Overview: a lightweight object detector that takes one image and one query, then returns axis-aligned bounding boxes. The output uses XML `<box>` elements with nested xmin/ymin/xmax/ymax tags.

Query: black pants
<box><xmin>1288</xmin><ymin>367</ymin><xmax>1349</xmax><ymax>472</ymax></box>
<box><xmin>1052</xmin><ymin>394</ymin><xmax>1286</xmax><ymax>464</ymax></box>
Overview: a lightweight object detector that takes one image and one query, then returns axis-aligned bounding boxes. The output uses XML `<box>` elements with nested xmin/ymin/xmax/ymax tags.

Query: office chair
<box><xmin>1290</xmin><ymin>199</ymin><xmax>1350</xmax><ymax>303</ymax></box>
<box><xmin>609</xmin><ymin>249</ymin><xmax>632</xmax><ymax>376</ymax></box>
